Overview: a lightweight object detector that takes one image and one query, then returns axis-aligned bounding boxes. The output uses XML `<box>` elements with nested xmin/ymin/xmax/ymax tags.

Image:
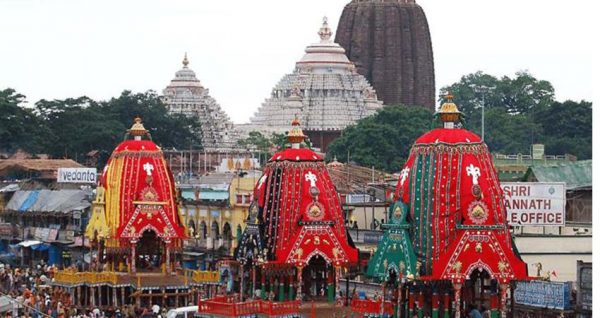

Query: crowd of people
<box><xmin>0</xmin><ymin>262</ymin><xmax>174</xmax><ymax>318</ymax></box>
<box><xmin>0</xmin><ymin>261</ymin><xmax>71</xmax><ymax>317</ymax></box>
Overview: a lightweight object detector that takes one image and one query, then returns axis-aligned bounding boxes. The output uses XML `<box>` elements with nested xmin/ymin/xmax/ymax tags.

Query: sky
<box><xmin>0</xmin><ymin>0</ymin><xmax>594</xmax><ymax>124</ymax></box>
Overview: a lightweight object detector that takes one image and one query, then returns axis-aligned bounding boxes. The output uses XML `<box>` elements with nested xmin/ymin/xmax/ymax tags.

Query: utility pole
<box><xmin>471</xmin><ymin>85</ymin><xmax>496</xmax><ymax>141</ymax></box>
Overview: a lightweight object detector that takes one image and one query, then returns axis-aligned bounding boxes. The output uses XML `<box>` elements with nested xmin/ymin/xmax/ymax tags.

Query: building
<box><xmin>242</xmin><ymin>18</ymin><xmax>383</xmax><ymax>151</ymax></box>
<box><xmin>0</xmin><ymin>158</ymin><xmax>91</xmax><ymax>267</ymax></box>
<box><xmin>179</xmin><ymin>173</ymin><xmax>234</xmax><ymax>269</ymax></box>
<box><xmin>335</xmin><ymin>0</ymin><xmax>436</xmax><ymax>110</ymax></box>
<box><xmin>1</xmin><ymin>189</ymin><xmax>92</xmax><ymax>267</ymax></box>
<box><xmin>510</xmin><ymin>159</ymin><xmax>592</xmax><ymax>283</ymax></box>
<box><xmin>492</xmin><ymin>144</ymin><xmax>577</xmax><ymax>182</ymax></box>
<box><xmin>162</xmin><ymin>54</ymin><xmax>238</xmax><ymax>151</ymax></box>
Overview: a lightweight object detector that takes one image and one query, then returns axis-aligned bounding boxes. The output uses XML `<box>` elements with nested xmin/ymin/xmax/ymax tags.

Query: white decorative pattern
<box><xmin>466</xmin><ymin>164</ymin><xmax>481</xmax><ymax>185</ymax></box>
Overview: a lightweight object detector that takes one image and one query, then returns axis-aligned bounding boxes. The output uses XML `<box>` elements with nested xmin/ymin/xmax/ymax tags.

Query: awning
<box><xmin>17</xmin><ymin>240</ymin><xmax>42</xmax><ymax>248</ymax></box>
<box><xmin>31</xmin><ymin>243</ymin><xmax>50</xmax><ymax>251</ymax></box>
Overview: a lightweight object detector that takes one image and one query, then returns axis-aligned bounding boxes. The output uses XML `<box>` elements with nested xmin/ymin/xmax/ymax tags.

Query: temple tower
<box><xmin>335</xmin><ymin>0</ymin><xmax>435</xmax><ymax>110</ymax></box>
<box><xmin>163</xmin><ymin>54</ymin><xmax>237</xmax><ymax>150</ymax></box>
<box><xmin>243</xmin><ymin>17</ymin><xmax>383</xmax><ymax>151</ymax></box>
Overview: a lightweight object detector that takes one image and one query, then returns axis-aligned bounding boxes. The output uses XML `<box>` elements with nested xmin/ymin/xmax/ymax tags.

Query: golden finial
<box><xmin>182</xmin><ymin>52</ymin><xmax>189</xmax><ymax>67</ymax></box>
<box><xmin>128</xmin><ymin>117</ymin><xmax>148</xmax><ymax>137</ymax></box>
<box><xmin>437</xmin><ymin>91</ymin><xmax>462</xmax><ymax>124</ymax></box>
<box><xmin>288</xmin><ymin>115</ymin><xmax>306</xmax><ymax>144</ymax></box>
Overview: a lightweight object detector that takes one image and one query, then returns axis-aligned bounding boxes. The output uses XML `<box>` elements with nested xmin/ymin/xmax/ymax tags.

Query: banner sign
<box><xmin>57</xmin><ymin>168</ymin><xmax>97</xmax><ymax>184</ymax></box>
<box><xmin>514</xmin><ymin>281</ymin><xmax>571</xmax><ymax>310</ymax></box>
<box><xmin>501</xmin><ymin>182</ymin><xmax>566</xmax><ymax>226</ymax></box>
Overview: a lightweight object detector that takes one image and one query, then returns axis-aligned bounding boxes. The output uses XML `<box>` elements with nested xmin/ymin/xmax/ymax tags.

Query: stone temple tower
<box><xmin>335</xmin><ymin>0</ymin><xmax>435</xmax><ymax>111</ymax></box>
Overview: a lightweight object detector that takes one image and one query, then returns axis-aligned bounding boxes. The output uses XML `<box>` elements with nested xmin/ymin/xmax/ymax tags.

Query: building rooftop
<box><xmin>524</xmin><ymin>160</ymin><xmax>592</xmax><ymax>190</ymax></box>
<box><xmin>0</xmin><ymin>159</ymin><xmax>83</xmax><ymax>179</ymax></box>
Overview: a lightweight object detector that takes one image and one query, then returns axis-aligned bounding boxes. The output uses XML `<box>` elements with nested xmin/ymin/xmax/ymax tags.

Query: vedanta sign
<box><xmin>57</xmin><ymin>167</ymin><xmax>97</xmax><ymax>184</ymax></box>
<box><xmin>501</xmin><ymin>182</ymin><xmax>566</xmax><ymax>226</ymax></box>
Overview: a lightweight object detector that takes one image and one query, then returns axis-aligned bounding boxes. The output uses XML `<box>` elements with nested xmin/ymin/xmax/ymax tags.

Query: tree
<box><xmin>440</xmin><ymin>71</ymin><xmax>555</xmax><ymax>124</ymax></box>
<box><xmin>35</xmin><ymin>97</ymin><xmax>123</xmax><ymax>160</ymax></box>
<box><xmin>481</xmin><ymin>108</ymin><xmax>541</xmax><ymax>155</ymax></box>
<box><xmin>2</xmin><ymin>89</ymin><xmax>201</xmax><ymax>163</ymax></box>
<box><xmin>238</xmin><ymin>131</ymin><xmax>287</xmax><ymax>164</ymax></box>
<box><xmin>0</xmin><ymin>89</ymin><xmax>51</xmax><ymax>154</ymax></box>
<box><xmin>536</xmin><ymin>100</ymin><xmax>592</xmax><ymax>159</ymax></box>
<box><xmin>99</xmin><ymin>90</ymin><xmax>202</xmax><ymax>150</ymax></box>
<box><xmin>439</xmin><ymin>71</ymin><xmax>593</xmax><ymax>159</ymax></box>
<box><xmin>327</xmin><ymin>105</ymin><xmax>433</xmax><ymax>172</ymax></box>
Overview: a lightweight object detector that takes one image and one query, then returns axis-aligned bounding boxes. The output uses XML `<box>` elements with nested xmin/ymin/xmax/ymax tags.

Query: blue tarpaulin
<box><xmin>48</xmin><ymin>245</ymin><xmax>62</xmax><ymax>266</ymax></box>
<box><xmin>30</xmin><ymin>243</ymin><xmax>50</xmax><ymax>251</ymax></box>
<box><xmin>183</xmin><ymin>260</ymin><xmax>198</xmax><ymax>270</ymax></box>
<box><xmin>19</xmin><ymin>190</ymin><xmax>40</xmax><ymax>212</ymax></box>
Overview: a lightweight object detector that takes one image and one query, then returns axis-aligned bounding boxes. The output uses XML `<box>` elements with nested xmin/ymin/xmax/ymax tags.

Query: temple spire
<box><xmin>182</xmin><ymin>52</ymin><xmax>189</xmax><ymax>68</ymax></box>
<box><xmin>318</xmin><ymin>16</ymin><xmax>333</xmax><ymax>42</ymax></box>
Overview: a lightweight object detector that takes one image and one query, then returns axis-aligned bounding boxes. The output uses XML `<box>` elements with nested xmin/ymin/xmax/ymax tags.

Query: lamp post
<box><xmin>470</xmin><ymin>85</ymin><xmax>496</xmax><ymax>142</ymax></box>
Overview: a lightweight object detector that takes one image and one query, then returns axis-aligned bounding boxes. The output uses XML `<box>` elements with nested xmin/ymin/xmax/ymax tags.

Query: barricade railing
<box><xmin>198</xmin><ymin>296</ymin><xmax>301</xmax><ymax>317</ymax></box>
<box><xmin>350</xmin><ymin>298</ymin><xmax>394</xmax><ymax>315</ymax></box>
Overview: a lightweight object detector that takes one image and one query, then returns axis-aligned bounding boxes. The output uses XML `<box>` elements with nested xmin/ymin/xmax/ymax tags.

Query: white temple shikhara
<box><xmin>241</xmin><ymin>17</ymin><xmax>383</xmax><ymax>151</ymax></box>
<box><xmin>163</xmin><ymin>54</ymin><xmax>238</xmax><ymax>151</ymax></box>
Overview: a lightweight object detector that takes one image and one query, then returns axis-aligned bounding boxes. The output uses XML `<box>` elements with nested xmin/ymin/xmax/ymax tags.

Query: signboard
<box><xmin>46</xmin><ymin>229</ymin><xmax>58</xmax><ymax>242</ymax></box>
<box><xmin>576</xmin><ymin>260</ymin><xmax>592</xmax><ymax>311</ymax></box>
<box><xmin>363</xmin><ymin>232</ymin><xmax>383</xmax><ymax>244</ymax></box>
<box><xmin>502</xmin><ymin>182</ymin><xmax>566</xmax><ymax>226</ymax></box>
<box><xmin>57</xmin><ymin>168</ymin><xmax>97</xmax><ymax>184</ymax></box>
<box><xmin>0</xmin><ymin>224</ymin><xmax>14</xmax><ymax>237</ymax></box>
<box><xmin>514</xmin><ymin>281</ymin><xmax>571</xmax><ymax>310</ymax></box>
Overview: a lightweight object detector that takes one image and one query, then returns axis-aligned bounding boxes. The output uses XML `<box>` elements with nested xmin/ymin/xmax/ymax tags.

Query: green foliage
<box><xmin>536</xmin><ymin>100</ymin><xmax>592</xmax><ymax>159</ymax></box>
<box><xmin>440</xmin><ymin>71</ymin><xmax>555</xmax><ymax>126</ymax></box>
<box><xmin>327</xmin><ymin>71</ymin><xmax>590</xmax><ymax>173</ymax></box>
<box><xmin>327</xmin><ymin>105</ymin><xmax>433</xmax><ymax>172</ymax></box>
<box><xmin>0</xmin><ymin>89</ymin><xmax>51</xmax><ymax>154</ymax></box>
<box><xmin>99</xmin><ymin>91</ymin><xmax>202</xmax><ymax>150</ymax></box>
<box><xmin>481</xmin><ymin>108</ymin><xmax>542</xmax><ymax>155</ymax></box>
<box><xmin>441</xmin><ymin>71</ymin><xmax>590</xmax><ymax>159</ymax></box>
<box><xmin>238</xmin><ymin>131</ymin><xmax>287</xmax><ymax>164</ymax></box>
<box><xmin>1</xmin><ymin>89</ymin><xmax>201</xmax><ymax>168</ymax></box>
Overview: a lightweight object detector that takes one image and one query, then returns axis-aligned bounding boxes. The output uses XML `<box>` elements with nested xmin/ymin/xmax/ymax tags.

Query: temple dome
<box><xmin>296</xmin><ymin>17</ymin><xmax>353</xmax><ymax>74</ymax></box>
<box><xmin>241</xmin><ymin>17</ymin><xmax>383</xmax><ymax>148</ymax></box>
<box><xmin>168</xmin><ymin>53</ymin><xmax>204</xmax><ymax>88</ymax></box>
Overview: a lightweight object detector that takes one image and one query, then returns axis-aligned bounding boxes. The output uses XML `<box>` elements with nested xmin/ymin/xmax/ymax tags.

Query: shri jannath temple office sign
<box><xmin>502</xmin><ymin>182</ymin><xmax>566</xmax><ymax>226</ymax></box>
